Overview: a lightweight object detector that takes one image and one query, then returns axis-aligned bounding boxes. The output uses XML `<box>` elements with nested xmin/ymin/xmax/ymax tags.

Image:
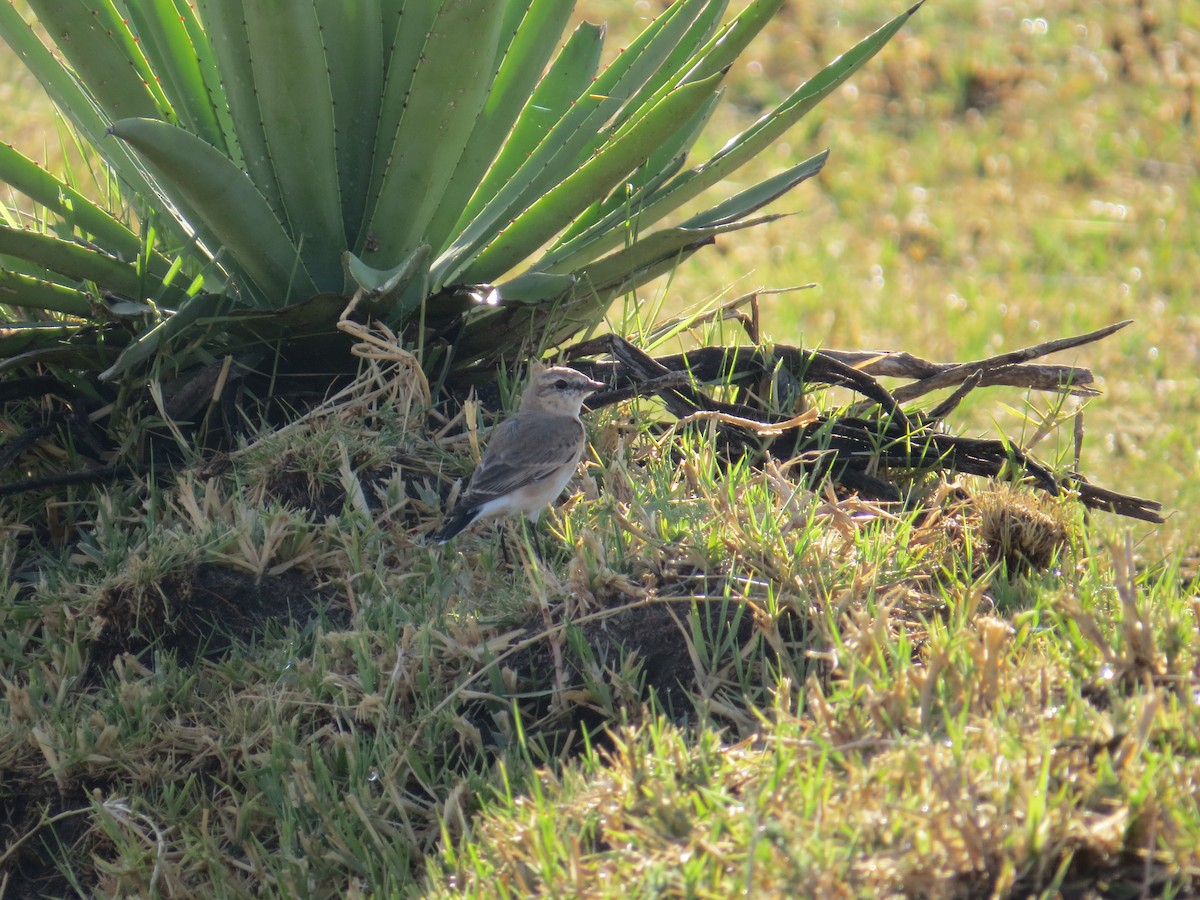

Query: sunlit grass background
<box><xmin>3</xmin><ymin>0</ymin><xmax>1194</xmax><ymax>558</ymax></box>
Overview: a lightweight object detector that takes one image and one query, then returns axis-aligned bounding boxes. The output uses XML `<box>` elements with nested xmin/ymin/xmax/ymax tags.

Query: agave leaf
<box><xmin>0</xmin><ymin>325</ymin><xmax>125</xmax><ymax>374</ymax></box>
<box><xmin>363</xmin><ymin>0</ymin><xmax>440</xmax><ymax>243</ymax></box>
<box><xmin>0</xmin><ymin>322</ymin><xmax>80</xmax><ymax>356</ymax></box>
<box><xmin>0</xmin><ymin>225</ymin><xmax>182</xmax><ymax>303</ymax></box>
<box><xmin>242</xmin><ymin>1</ymin><xmax>345</xmax><ymax>291</ymax></box>
<box><xmin>459</xmin><ymin>70</ymin><xmax>728</xmax><ymax>284</ymax></box>
<box><xmin>365</xmin><ymin>0</ymin><xmax>507</xmax><ymax>267</ymax></box>
<box><xmin>316</xmin><ymin>0</ymin><xmax>384</xmax><ymax>252</ymax></box>
<box><xmin>24</xmin><ymin>0</ymin><xmax>169</xmax><ymax>122</ymax></box>
<box><xmin>196</xmin><ymin>0</ymin><xmax>283</xmax><ymax>214</ymax></box>
<box><xmin>455</xmin><ymin>20</ymin><xmax>604</xmax><ymax>232</ymax></box>
<box><xmin>226</xmin><ymin>291</ymin><xmax>350</xmax><ymax>333</ymax></box>
<box><xmin>495</xmin><ymin>271</ymin><xmax>577</xmax><ymax>304</ymax></box>
<box><xmin>545</xmin><ymin>2</ymin><xmax>920</xmax><ymax>273</ymax></box>
<box><xmin>0</xmin><ymin>143</ymin><xmax>179</xmax><ymax>283</ymax></box>
<box><xmin>434</xmin><ymin>0</ymin><xmax>722</xmax><ymax>287</ymax></box>
<box><xmin>0</xmin><ymin>4</ymin><xmax>174</xmax><ymax>215</ymax></box>
<box><xmin>555</xmin><ymin>89</ymin><xmax>721</xmax><ymax>248</ymax></box>
<box><xmin>124</xmin><ymin>0</ymin><xmax>227</xmax><ymax>150</ymax></box>
<box><xmin>109</xmin><ymin>118</ymin><xmax>317</xmax><ymax>304</ymax></box>
<box><xmin>571</xmin><ymin>223</ymin><xmax>729</xmax><ymax>293</ymax></box>
<box><xmin>173</xmin><ymin>0</ymin><xmax>237</xmax><ymax>159</ymax></box>
<box><xmin>457</xmin><ymin>216</ymin><xmax>780</xmax><ymax>363</ymax></box>
<box><xmin>0</xmin><ymin>269</ymin><xmax>94</xmax><ymax>316</ymax></box>
<box><xmin>99</xmin><ymin>291</ymin><xmax>227</xmax><ymax>381</ymax></box>
<box><xmin>343</xmin><ymin>244</ymin><xmax>431</xmax><ymax>321</ymax></box>
<box><xmin>680</xmin><ymin>150</ymin><xmax>828</xmax><ymax>228</ymax></box>
<box><xmin>423</xmin><ymin>0</ymin><xmax>579</xmax><ymax>251</ymax></box>
<box><xmin>678</xmin><ymin>0</ymin><xmax>785</xmax><ymax>83</ymax></box>
<box><xmin>605</xmin><ymin>0</ymin><xmax>730</xmax><ymax>138</ymax></box>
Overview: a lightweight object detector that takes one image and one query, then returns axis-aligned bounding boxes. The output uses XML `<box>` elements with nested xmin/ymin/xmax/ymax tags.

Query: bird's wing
<box><xmin>460</xmin><ymin>413</ymin><xmax>584</xmax><ymax>504</ymax></box>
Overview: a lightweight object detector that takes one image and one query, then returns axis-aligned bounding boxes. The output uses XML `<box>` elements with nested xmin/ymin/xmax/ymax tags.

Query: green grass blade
<box><xmin>365</xmin><ymin>0</ymin><xmax>507</xmax><ymax>269</ymax></box>
<box><xmin>123</xmin><ymin>0</ymin><xmax>227</xmax><ymax>151</ymax></box>
<box><xmin>316</xmin><ymin>0</ymin><xmax>384</xmax><ymax>254</ymax></box>
<box><xmin>459</xmin><ymin>70</ymin><xmax>727</xmax><ymax>285</ymax></box>
<box><xmin>243</xmin><ymin>0</ymin><xmax>346</xmax><ymax>291</ymax></box>
<box><xmin>24</xmin><ymin>0</ymin><xmax>169</xmax><ymax>121</ymax></box>
<box><xmin>110</xmin><ymin>118</ymin><xmax>316</xmax><ymax>304</ymax></box>
<box><xmin>423</xmin><ymin>0</ymin><xmax>579</xmax><ymax>252</ymax></box>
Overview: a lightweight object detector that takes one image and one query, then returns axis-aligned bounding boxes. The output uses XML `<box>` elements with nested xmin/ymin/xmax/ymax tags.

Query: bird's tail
<box><xmin>429</xmin><ymin>505</ymin><xmax>480</xmax><ymax>543</ymax></box>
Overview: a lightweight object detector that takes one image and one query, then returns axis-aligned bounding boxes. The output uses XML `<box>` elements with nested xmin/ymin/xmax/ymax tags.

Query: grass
<box><xmin>2</xmin><ymin>0</ymin><xmax>1199</xmax><ymax>897</ymax></box>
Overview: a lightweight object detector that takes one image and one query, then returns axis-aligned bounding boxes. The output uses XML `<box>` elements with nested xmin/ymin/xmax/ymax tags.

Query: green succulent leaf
<box><xmin>423</xmin><ymin>0</ymin><xmax>579</xmax><ymax>252</ymax></box>
<box><xmin>460</xmin><ymin>69</ymin><xmax>728</xmax><ymax>284</ymax></box>
<box><xmin>496</xmin><ymin>271</ymin><xmax>577</xmax><ymax>304</ymax></box>
<box><xmin>434</xmin><ymin>1</ymin><xmax>728</xmax><ymax>288</ymax></box>
<box><xmin>110</xmin><ymin>117</ymin><xmax>316</xmax><ymax>304</ymax></box>
<box><xmin>0</xmin><ymin>225</ymin><xmax>177</xmax><ymax>303</ymax></box>
<box><xmin>242</xmin><ymin>1</ymin><xmax>345</xmax><ymax>290</ymax></box>
<box><xmin>124</xmin><ymin>0</ymin><xmax>227</xmax><ymax>151</ymax></box>
<box><xmin>0</xmin><ymin>0</ymin><xmax>920</xmax><ymax>384</ymax></box>
<box><xmin>0</xmin><ymin>143</ymin><xmax>176</xmax><ymax>283</ymax></box>
<box><xmin>317</xmin><ymin>0</ymin><xmax>385</xmax><ymax>253</ymax></box>
<box><xmin>24</xmin><ymin>0</ymin><xmax>169</xmax><ymax>122</ymax></box>
<box><xmin>680</xmin><ymin>150</ymin><xmax>829</xmax><ymax>228</ymax></box>
<box><xmin>196</xmin><ymin>0</ymin><xmax>282</xmax><ymax>211</ymax></box>
<box><xmin>543</xmin><ymin>2</ymin><xmax>920</xmax><ymax>273</ymax></box>
<box><xmin>455</xmin><ymin>20</ymin><xmax>604</xmax><ymax>234</ymax></box>
<box><xmin>344</xmin><ymin>244</ymin><xmax>432</xmax><ymax>321</ymax></box>
<box><xmin>0</xmin><ymin>269</ymin><xmax>93</xmax><ymax>316</ymax></box>
<box><xmin>365</xmin><ymin>0</ymin><xmax>508</xmax><ymax>267</ymax></box>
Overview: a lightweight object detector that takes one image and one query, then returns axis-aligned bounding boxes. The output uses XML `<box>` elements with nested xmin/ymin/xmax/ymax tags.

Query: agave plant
<box><xmin>0</xmin><ymin>0</ymin><xmax>917</xmax><ymax>389</ymax></box>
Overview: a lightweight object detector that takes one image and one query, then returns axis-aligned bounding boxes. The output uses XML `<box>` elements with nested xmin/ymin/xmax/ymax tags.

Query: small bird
<box><xmin>431</xmin><ymin>365</ymin><xmax>604</xmax><ymax>543</ymax></box>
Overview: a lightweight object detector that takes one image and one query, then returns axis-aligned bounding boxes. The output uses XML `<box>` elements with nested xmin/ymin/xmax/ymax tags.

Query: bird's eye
<box><xmin>554</xmin><ymin>379</ymin><xmax>568</xmax><ymax>390</ymax></box>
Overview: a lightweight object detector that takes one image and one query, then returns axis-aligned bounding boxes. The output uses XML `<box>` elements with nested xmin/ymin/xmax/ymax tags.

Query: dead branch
<box><xmin>560</xmin><ymin>327</ymin><xmax>1163</xmax><ymax>524</ymax></box>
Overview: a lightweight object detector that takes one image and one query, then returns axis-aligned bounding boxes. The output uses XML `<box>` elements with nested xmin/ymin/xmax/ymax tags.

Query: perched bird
<box><xmin>431</xmin><ymin>365</ymin><xmax>604</xmax><ymax>543</ymax></box>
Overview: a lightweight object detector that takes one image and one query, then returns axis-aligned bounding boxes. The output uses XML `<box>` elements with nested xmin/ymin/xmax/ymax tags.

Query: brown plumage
<box><xmin>432</xmin><ymin>366</ymin><xmax>603</xmax><ymax>542</ymax></box>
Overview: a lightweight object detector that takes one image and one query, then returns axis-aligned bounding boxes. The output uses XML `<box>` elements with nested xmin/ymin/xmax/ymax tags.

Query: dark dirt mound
<box><xmin>85</xmin><ymin>562</ymin><xmax>348</xmax><ymax>680</ymax></box>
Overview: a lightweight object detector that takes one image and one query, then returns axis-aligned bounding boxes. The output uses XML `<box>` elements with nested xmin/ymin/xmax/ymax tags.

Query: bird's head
<box><xmin>521</xmin><ymin>366</ymin><xmax>605</xmax><ymax>415</ymax></box>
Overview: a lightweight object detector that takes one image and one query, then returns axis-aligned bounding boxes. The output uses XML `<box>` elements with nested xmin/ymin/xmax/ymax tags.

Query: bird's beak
<box><xmin>585</xmin><ymin>376</ymin><xmax>605</xmax><ymax>393</ymax></box>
